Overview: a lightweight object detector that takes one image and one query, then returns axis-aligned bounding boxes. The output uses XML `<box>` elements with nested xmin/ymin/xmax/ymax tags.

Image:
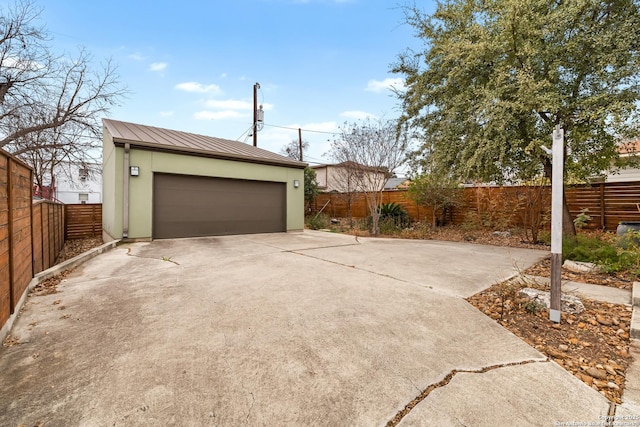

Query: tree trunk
<box><xmin>563</xmin><ymin>190</ymin><xmax>576</xmax><ymax>237</ymax></box>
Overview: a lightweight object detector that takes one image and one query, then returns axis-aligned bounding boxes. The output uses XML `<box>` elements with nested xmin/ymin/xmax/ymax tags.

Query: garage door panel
<box><xmin>153</xmin><ymin>174</ymin><xmax>286</xmax><ymax>238</ymax></box>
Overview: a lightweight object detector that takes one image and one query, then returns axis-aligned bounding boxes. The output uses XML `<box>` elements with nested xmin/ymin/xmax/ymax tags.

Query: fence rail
<box><xmin>65</xmin><ymin>204</ymin><xmax>102</xmax><ymax>239</ymax></box>
<box><xmin>313</xmin><ymin>181</ymin><xmax>640</xmax><ymax>231</ymax></box>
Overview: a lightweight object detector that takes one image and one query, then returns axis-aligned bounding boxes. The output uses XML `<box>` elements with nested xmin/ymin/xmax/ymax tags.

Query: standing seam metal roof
<box><xmin>103</xmin><ymin>118</ymin><xmax>307</xmax><ymax>168</ymax></box>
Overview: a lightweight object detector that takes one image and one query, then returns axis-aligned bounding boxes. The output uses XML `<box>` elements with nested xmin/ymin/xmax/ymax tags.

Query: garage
<box><xmin>102</xmin><ymin>119</ymin><xmax>306</xmax><ymax>241</ymax></box>
<box><xmin>153</xmin><ymin>173</ymin><xmax>286</xmax><ymax>238</ymax></box>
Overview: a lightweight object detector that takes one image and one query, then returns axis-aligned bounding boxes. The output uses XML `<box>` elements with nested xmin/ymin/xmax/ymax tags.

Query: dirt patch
<box><xmin>467</xmin><ymin>279</ymin><xmax>631</xmax><ymax>404</ymax></box>
<box><xmin>54</xmin><ymin>237</ymin><xmax>104</xmax><ymax>264</ymax></box>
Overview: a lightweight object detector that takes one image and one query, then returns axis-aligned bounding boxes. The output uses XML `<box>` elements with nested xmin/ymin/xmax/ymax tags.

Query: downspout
<box><xmin>123</xmin><ymin>143</ymin><xmax>130</xmax><ymax>238</ymax></box>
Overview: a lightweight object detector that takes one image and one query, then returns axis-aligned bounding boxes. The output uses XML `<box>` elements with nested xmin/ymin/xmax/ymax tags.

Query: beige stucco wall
<box><xmin>103</xmin><ymin>130</ymin><xmax>305</xmax><ymax>240</ymax></box>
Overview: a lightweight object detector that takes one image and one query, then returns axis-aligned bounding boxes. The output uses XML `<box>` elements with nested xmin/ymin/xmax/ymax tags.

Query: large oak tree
<box><xmin>393</xmin><ymin>0</ymin><xmax>640</xmax><ymax>235</ymax></box>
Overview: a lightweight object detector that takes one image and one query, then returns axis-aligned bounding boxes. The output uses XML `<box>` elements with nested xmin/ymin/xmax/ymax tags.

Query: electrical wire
<box><xmin>262</xmin><ymin>122</ymin><xmax>339</xmax><ymax>136</ymax></box>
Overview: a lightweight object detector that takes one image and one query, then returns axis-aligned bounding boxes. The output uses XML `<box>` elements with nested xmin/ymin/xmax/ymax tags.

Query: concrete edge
<box><xmin>631</xmin><ymin>282</ymin><xmax>640</xmax><ymax>340</ymax></box>
<box><xmin>0</xmin><ymin>240</ymin><xmax>120</xmax><ymax>344</ymax></box>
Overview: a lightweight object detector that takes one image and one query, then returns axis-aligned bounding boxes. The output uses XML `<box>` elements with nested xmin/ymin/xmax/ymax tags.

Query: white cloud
<box><xmin>220</xmin><ymin>72</ymin><xmax>228</xmax><ymax>78</ymax></box>
<box><xmin>159</xmin><ymin>111</ymin><xmax>174</xmax><ymax>117</ymax></box>
<box><xmin>149</xmin><ymin>62</ymin><xmax>168</xmax><ymax>72</ymax></box>
<box><xmin>340</xmin><ymin>110</ymin><xmax>376</xmax><ymax>120</ymax></box>
<box><xmin>175</xmin><ymin>82</ymin><xmax>222</xmax><ymax>94</ymax></box>
<box><xmin>194</xmin><ymin>110</ymin><xmax>249</xmax><ymax>120</ymax></box>
<box><xmin>365</xmin><ymin>77</ymin><xmax>405</xmax><ymax>93</ymax></box>
<box><xmin>128</xmin><ymin>53</ymin><xmax>145</xmax><ymax>61</ymax></box>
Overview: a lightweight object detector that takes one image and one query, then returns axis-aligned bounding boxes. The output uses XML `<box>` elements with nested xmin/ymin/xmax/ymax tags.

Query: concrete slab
<box><xmin>621</xmin><ymin>340</ymin><xmax>640</xmax><ymax>414</ymax></box>
<box><xmin>523</xmin><ymin>275</ymin><xmax>632</xmax><ymax>306</ymax></box>
<box><xmin>301</xmin><ymin>236</ymin><xmax>548</xmax><ymax>298</ymax></box>
<box><xmin>398</xmin><ymin>362</ymin><xmax>612</xmax><ymax>426</ymax></box>
<box><xmin>0</xmin><ymin>232</ymin><xmax>622</xmax><ymax>425</ymax></box>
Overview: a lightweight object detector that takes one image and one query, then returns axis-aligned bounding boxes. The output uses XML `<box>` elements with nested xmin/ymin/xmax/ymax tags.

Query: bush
<box><xmin>563</xmin><ymin>233</ymin><xmax>640</xmax><ymax>277</ymax></box>
<box><xmin>378</xmin><ymin>202</ymin><xmax>411</xmax><ymax>229</ymax></box>
<box><xmin>305</xmin><ymin>213</ymin><xmax>330</xmax><ymax>230</ymax></box>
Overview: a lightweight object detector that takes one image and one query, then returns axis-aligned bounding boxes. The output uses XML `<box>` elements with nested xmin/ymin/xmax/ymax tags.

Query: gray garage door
<box><xmin>153</xmin><ymin>173</ymin><xmax>286</xmax><ymax>239</ymax></box>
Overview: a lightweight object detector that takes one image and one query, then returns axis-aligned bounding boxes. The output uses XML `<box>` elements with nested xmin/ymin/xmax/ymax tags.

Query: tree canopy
<box><xmin>0</xmin><ymin>1</ymin><xmax>125</xmax><ymax>188</ymax></box>
<box><xmin>329</xmin><ymin>118</ymin><xmax>408</xmax><ymax>234</ymax></box>
<box><xmin>393</xmin><ymin>0</ymin><xmax>640</xmax><ymax>185</ymax></box>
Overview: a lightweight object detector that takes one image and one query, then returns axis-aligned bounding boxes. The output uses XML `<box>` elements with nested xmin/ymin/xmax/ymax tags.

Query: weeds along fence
<box><xmin>312</xmin><ymin>181</ymin><xmax>640</xmax><ymax>232</ymax></box>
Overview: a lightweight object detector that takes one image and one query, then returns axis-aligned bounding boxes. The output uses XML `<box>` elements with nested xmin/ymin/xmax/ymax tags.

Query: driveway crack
<box><xmin>292</xmin><ymin>251</ymin><xmax>415</xmax><ymax>285</ymax></box>
<box><xmin>386</xmin><ymin>358</ymin><xmax>548</xmax><ymax>426</ymax></box>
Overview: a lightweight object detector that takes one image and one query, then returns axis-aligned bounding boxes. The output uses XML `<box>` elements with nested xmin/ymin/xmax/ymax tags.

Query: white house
<box><xmin>53</xmin><ymin>161</ymin><xmax>102</xmax><ymax>204</ymax></box>
<box><xmin>605</xmin><ymin>140</ymin><xmax>640</xmax><ymax>183</ymax></box>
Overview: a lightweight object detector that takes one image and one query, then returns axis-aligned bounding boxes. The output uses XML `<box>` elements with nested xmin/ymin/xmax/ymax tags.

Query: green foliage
<box><xmin>393</xmin><ymin>0</ymin><xmax>640</xmax><ymax>185</ymax></box>
<box><xmin>304</xmin><ymin>167</ymin><xmax>319</xmax><ymax>205</ymax></box>
<box><xmin>378</xmin><ymin>202</ymin><xmax>411</xmax><ymax>228</ymax></box>
<box><xmin>407</xmin><ymin>173</ymin><xmax>461</xmax><ymax>227</ymax></box>
<box><xmin>563</xmin><ymin>234</ymin><xmax>640</xmax><ymax>277</ymax></box>
<box><xmin>573</xmin><ymin>208</ymin><xmax>592</xmax><ymax>230</ymax></box>
<box><xmin>379</xmin><ymin>217</ymin><xmax>403</xmax><ymax>235</ymax></box>
<box><xmin>305</xmin><ymin>213</ymin><xmax>330</xmax><ymax>230</ymax></box>
<box><xmin>523</xmin><ymin>300</ymin><xmax>544</xmax><ymax>315</ymax></box>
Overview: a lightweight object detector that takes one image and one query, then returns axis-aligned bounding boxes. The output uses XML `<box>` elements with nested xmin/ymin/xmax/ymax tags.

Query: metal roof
<box><xmin>103</xmin><ymin>119</ymin><xmax>307</xmax><ymax>169</ymax></box>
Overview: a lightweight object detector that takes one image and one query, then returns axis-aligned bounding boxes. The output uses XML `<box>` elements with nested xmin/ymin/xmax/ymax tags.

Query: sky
<box><xmin>33</xmin><ymin>0</ymin><xmax>434</xmax><ymax>169</ymax></box>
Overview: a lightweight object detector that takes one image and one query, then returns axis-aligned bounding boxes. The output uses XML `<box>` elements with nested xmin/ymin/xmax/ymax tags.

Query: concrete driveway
<box><xmin>0</xmin><ymin>231</ymin><xmax>619</xmax><ymax>426</ymax></box>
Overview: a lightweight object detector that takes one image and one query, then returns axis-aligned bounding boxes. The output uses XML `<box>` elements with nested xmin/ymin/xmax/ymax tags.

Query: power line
<box><xmin>262</xmin><ymin>122</ymin><xmax>339</xmax><ymax>136</ymax></box>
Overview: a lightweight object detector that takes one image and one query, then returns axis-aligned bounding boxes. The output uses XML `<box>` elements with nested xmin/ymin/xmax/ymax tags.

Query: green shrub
<box><xmin>379</xmin><ymin>217</ymin><xmax>402</xmax><ymax>235</ymax></box>
<box><xmin>378</xmin><ymin>202</ymin><xmax>411</xmax><ymax>229</ymax></box>
<box><xmin>563</xmin><ymin>234</ymin><xmax>640</xmax><ymax>277</ymax></box>
<box><xmin>306</xmin><ymin>213</ymin><xmax>330</xmax><ymax>230</ymax></box>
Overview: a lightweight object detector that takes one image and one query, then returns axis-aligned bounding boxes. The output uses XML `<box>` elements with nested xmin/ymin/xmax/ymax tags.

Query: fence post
<box><xmin>599</xmin><ymin>183</ymin><xmax>605</xmax><ymax>229</ymax></box>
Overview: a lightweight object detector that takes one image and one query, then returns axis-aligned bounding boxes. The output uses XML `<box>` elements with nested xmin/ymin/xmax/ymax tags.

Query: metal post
<box><xmin>253</xmin><ymin>83</ymin><xmax>259</xmax><ymax>147</ymax></box>
<box><xmin>298</xmin><ymin>128</ymin><xmax>303</xmax><ymax>162</ymax></box>
<box><xmin>550</xmin><ymin>125</ymin><xmax>564</xmax><ymax>323</ymax></box>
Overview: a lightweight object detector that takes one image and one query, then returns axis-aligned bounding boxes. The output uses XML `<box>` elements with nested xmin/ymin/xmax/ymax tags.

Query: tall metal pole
<box><xmin>253</xmin><ymin>82</ymin><xmax>259</xmax><ymax>147</ymax></box>
<box><xmin>298</xmin><ymin>128</ymin><xmax>303</xmax><ymax>162</ymax></box>
<box><xmin>550</xmin><ymin>125</ymin><xmax>564</xmax><ymax>323</ymax></box>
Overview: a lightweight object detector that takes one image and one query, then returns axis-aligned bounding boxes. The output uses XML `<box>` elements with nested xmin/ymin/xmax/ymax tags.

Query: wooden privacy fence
<box><xmin>313</xmin><ymin>181</ymin><xmax>640</xmax><ymax>231</ymax></box>
<box><xmin>0</xmin><ymin>153</ymin><xmax>33</xmax><ymax>331</ymax></box>
<box><xmin>65</xmin><ymin>204</ymin><xmax>102</xmax><ymax>239</ymax></box>
<box><xmin>0</xmin><ymin>149</ymin><xmax>68</xmax><ymax>333</ymax></box>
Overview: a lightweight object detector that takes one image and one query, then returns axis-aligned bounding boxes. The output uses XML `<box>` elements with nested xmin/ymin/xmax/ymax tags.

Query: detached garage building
<box><xmin>102</xmin><ymin>119</ymin><xmax>306</xmax><ymax>241</ymax></box>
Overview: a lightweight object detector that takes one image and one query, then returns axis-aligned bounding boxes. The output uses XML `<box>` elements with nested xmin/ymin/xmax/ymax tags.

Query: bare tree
<box><xmin>330</xmin><ymin>164</ymin><xmax>359</xmax><ymax>226</ymax></box>
<box><xmin>0</xmin><ymin>1</ymin><xmax>125</xmax><ymax>191</ymax></box>
<box><xmin>280</xmin><ymin>139</ymin><xmax>309</xmax><ymax>162</ymax></box>
<box><xmin>329</xmin><ymin>118</ymin><xmax>408</xmax><ymax>234</ymax></box>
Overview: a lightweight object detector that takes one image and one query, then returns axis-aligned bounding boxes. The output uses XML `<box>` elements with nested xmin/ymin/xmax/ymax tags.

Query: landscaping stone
<box><xmin>563</xmin><ymin>260</ymin><xmax>602</xmax><ymax>274</ymax></box>
<box><xmin>519</xmin><ymin>287</ymin><xmax>585</xmax><ymax>314</ymax></box>
<box><xmin>585</xmin><ymin>367</ymin><xmax>608</xmax><ymax>380</ymax></box>
<box><xmin>492</xmin><ymin>231</ymin><xmax>511</xmax><ymax>238</ymax></box>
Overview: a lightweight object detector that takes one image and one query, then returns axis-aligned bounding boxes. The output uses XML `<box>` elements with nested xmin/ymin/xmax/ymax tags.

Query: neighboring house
<box><xmin>311</xmin><ymin>161</ymin><xmax>388</xmax><ymax>192</ymax></box>
<box><xmin>605</xmin><ymin>140</ymin><xmax>640</xmax><ymax>183</ymax></box>
<box><xmin>54</xmin><ymin>161</ymin><xmax>102</xmax><ymax>204</ymax></box>
<box><xmin>102</xmin><ymin>119</ymin><xmax>306</xmax><ymax>241</ymax></box>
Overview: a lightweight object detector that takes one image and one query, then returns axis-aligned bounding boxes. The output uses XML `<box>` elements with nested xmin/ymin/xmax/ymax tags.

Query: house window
<box><xmin>79</xmin><ymin>167</ymin><xmax>89</xmax><ymax>181</ymax></box>
<box><xmin>79</xmin><ymin>193</ymin><xmax>89</xmax><ymax>204</ymax></box>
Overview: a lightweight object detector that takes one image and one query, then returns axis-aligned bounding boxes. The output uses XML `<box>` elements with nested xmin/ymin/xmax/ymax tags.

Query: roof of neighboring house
<box><xmin>384</xmin><ymin>177</ymin><xmax>411</xmax><ymax>190</ymax></box>
<box><xmin>311</xmin><ymin>161</ymin><xmax>388</xmax><ymax>173</ymax></box>
<box><xmin>103</xmin><ymin>119</ymin><xmax>307</xmax><ymax>169</ymax></box>
<box><xmin>618</xmin><ymin>139</ymin><xmax>640</xmax><ymax>155</ymax></box>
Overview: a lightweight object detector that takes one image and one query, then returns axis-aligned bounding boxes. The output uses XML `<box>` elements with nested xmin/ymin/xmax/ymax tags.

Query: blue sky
<box><xmin>38</xmin><ymin>0</ymin><xmax>433</xmax><ymax>167</ymax></box>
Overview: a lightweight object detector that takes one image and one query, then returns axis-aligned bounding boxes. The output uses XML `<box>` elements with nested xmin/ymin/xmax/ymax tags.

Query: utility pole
<box><xmin>253</xmin><ymin>82</ymin><xmax>259</xmax><ymax>147</ymax></box>
<box><xmin>549</xmin><ymin>125</ymin><xmax>564</xmax><ymax>323</ymax></box>
<box><xmin>298</xmin><ymin>128</ymin><xmax>303</xmax><ymax>162</ymax></box>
